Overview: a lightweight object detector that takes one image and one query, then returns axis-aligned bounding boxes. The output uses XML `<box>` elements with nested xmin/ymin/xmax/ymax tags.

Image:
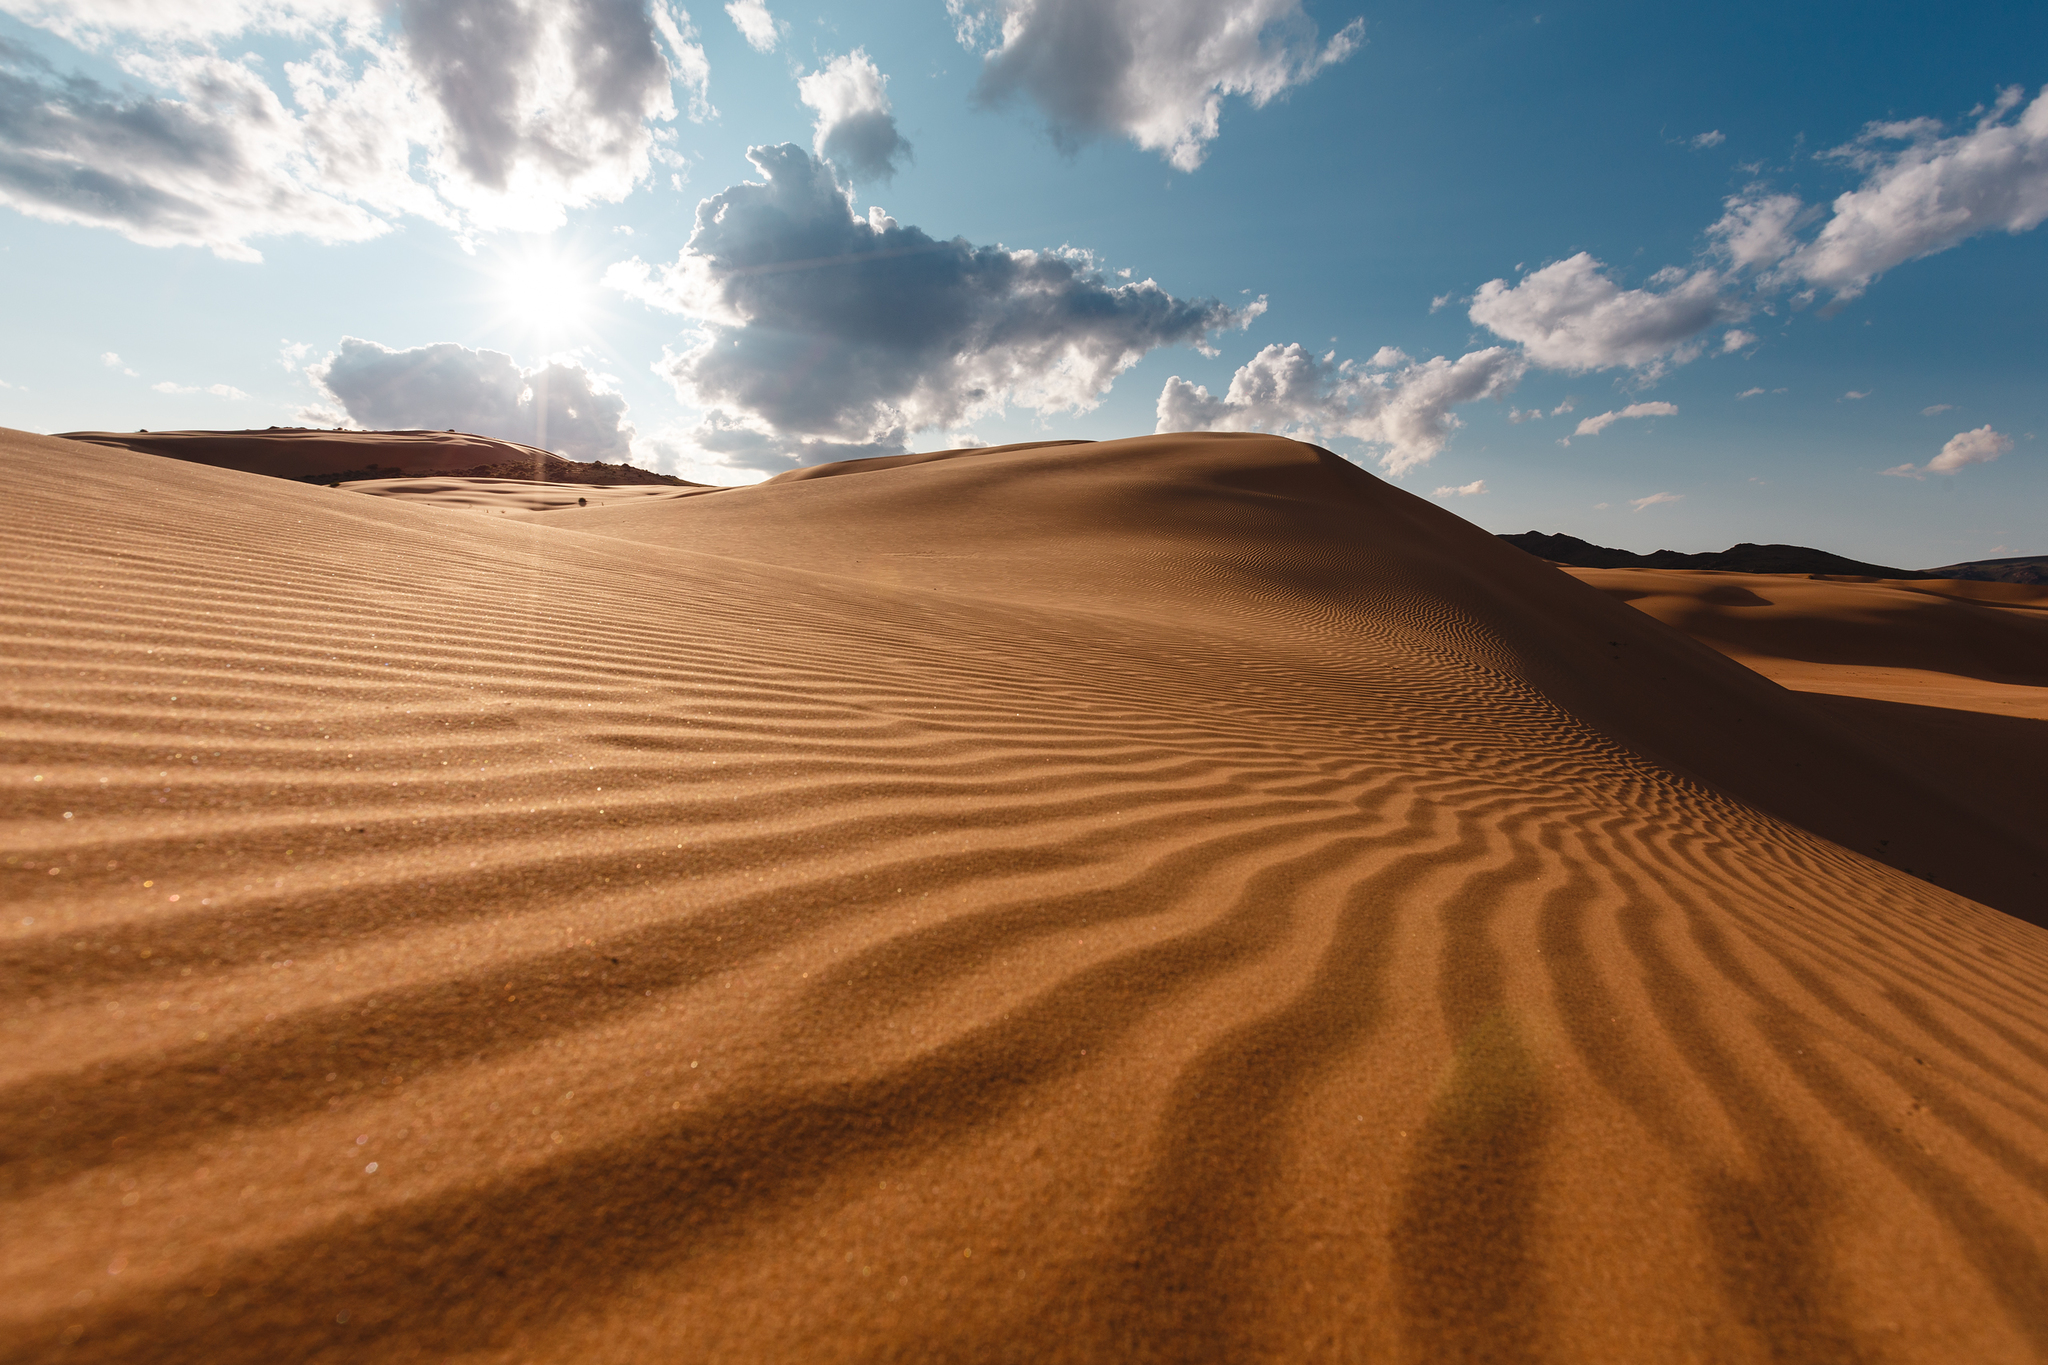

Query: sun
<box><xmin>492</xmin><ymin>247</ymin><xmax>593</xmax><ymax>339</ymax></box>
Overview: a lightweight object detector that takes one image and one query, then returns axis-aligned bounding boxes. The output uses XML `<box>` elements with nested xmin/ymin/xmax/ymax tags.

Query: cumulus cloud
<box><xmin>1572</xmin><ymin>401</ymin><xmax>1678</xmax><ymax>438</ymax></box>
<box><xmin>951</xmin><ymin>0</ymin><xmax>1363</xmax><ymax>170</ymax></box>
<box><xmin>1705</xmin><ymin>87</ymin><xmax>2048</xmax><ymax>301</ymax></box>
<box><xmin>1706</xmin><ymin>190</ymin><xmax>1805</xmax><ymax>272</ymax></box>
<box><xmin>724</xmin><ymin>0</ymin><xmax>781</xmax><ymax>51</ymax></box>
<box><xmin>100</xmin><ymin>350</ymin><xmax>137</xmax><ymax>376</ymax></box>
<box><xmin>1461</xmin><ymin>88</ymin><xmax>2048</xmax><ymax>388</ymax></box>
<box><xmin>1925</xmin><ymin>424</ymin><xmax>2012</xmax><ymax>474</ymax></box>
<box><xmin>1433</xmin><ymin>479</ymin><xmax>1486</xmax><ymax>497</ymax></box>
<box><xmin>1468</xmin><ymin>253</ymin><xmax>1741</xmax><ymax>376</ymax></box>
<box><xmin>310</xmin><ymin>336</ymin><xmax>633</xmax><ymax>460</ymax></box>
<box><xmin>608</xmin><ymin>144</ymin><xmax>1249</xmax><ymax>467</ymax></box>
<box><xmin>0</xmin><ymin>3</ymin><xmax>710</xmax><ymax>257</ymax></box>
<box><xmin>1791</xmin><ymin>87</ymin><xmax>2048</xmax><ymax>300</ymax></box>
<box><xmin>798</xmin><ymin>49</ymin><xmax>910</xmax><ymax>182</ymax></box>
<box><xmin>1156</xmin><ymin>340</ymin><xmax>1525</xmax><ymax>474</ymax></box>
<box><xmin>1629</xmin><ymin>491</ymin><xmax>1682</xmax><ymax>510</ymax></box>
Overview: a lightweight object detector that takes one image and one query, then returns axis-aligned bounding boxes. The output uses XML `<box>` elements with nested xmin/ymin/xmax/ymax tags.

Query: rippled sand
<box><xmin>5</xmin><ymin>428</ymin><xmax>2046</xmax><ymax>1363</ymax></box>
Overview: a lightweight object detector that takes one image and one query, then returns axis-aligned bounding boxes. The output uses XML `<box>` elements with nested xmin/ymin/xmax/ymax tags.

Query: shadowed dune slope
<box><xmin>1567</xmin><ymin>566</ymin><xmax>2048</xmax><ymax>921</ymax></box>
<box><xmin>5</xmin><ymin>427</ymin><xmax>2048</xmax><ymax>1365</ymax></box>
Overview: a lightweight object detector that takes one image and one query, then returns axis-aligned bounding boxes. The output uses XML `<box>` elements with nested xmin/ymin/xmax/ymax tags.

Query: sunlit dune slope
<box><xmin>342</xmin><ymin>476</ymin><xmax>715</xmax><ymax>514</ymax></box>
<box><xmin>5</xmin><ymin>427</ymin><xmax>2047</xmax><ymax>1365</ymax></box>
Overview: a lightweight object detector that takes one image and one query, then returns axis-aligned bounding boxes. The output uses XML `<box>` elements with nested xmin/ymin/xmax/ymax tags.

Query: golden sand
<box><xmin>5</xmin><ymin>428</ymin><xmax>2045</xmax><ymax>1363</ymax></box>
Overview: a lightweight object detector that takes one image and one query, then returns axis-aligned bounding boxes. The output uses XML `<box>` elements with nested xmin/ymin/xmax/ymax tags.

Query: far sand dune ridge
<box><xmin>4</xmin><ymin>428</ymin><xmax>2046</xmax><ymax>1363</ymax></box>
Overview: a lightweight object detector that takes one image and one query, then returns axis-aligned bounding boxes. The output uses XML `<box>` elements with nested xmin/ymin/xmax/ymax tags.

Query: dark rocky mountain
<box><xmin>1499</xmin><ymin>532</ymin><xmax>1927</xmax><ymax>578</ymax></box>
<box><xmin>1920</xmin><ymin>555</ymin><xmax>2048</xmax><ymax>585</ymax></box>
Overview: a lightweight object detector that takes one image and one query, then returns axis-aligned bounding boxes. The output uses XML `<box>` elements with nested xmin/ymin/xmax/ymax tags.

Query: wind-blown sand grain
<box><xmin>4</xmin><ymin>429</ymin><xmax>2045</xmax><ymax>1363</ymax></box>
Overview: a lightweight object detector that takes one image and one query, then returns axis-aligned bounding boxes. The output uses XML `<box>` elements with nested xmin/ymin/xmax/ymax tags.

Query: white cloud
<box><xmin>1842</xmin><ymin>389</ymin><xmax>1871</xmax><ymax>400</ymax></box>
<box><xmin>1921</xmin><ymin>402</ymin><xmax>1953</xmax><ymax>416</ymax></box>
<box><xmin>1629</xmin><ymin>491</ymin><xmax>1683</xmax><ymax>510</ymax></box>
<box><xmin>1433</xmin><ymin>479</ymin><xmax>1487</xmax><ymax>497</ymax></box>
<box><xmin>798</xmin><ymin>49</ymin><xmax>910</xmax><ymax>182</ymax></box>
<box><xmin>100</xmin><ymin>349</ymin><xmax>137</xmax><ymax>376</ymax></box>
<box><xmin>1573</xmin><ymin>401</ymin><xmax>1678</xmax><ymax>437</ymax></box>
<box><xmin>0</xmin><ymin>3</ymin><xmax>711</xmax><ymax>257</ymax></box>
<box><xmin>1550</xmin><ymin>398</ymin><xmax>1575</xmax><ymax>416</ymax></box>
<box><xmin>723</xmin><ymin>0</ymin><xmax>781</xmax><ymax>51</ymax></box>
<box><xmin>1703</xmin><ymin>88</ymin><xmax>2048</xmax><ymax>301</ymax></box>
<box><xmin>1926</xmin><ymin>424</ymin><xmax>2012</xmax><ymax>474</ymax></box>
<box><xmin>1429</xmin><ymin>291</ymin><xmax>1453</xmax><ymax>312</ymax></box>
<box><xmin>1721</xmin><ymin>329</ymin><xmax>1756</xmax><ymax>351</ymax></box>
<box><xmin>950</xmin><ymin>0</ymin><xmax>1363</xmax><ymax>170</ymax></box>
<box><xmin>1690</xmin><ymin>130</ymin><xmax>1726</xmax><ymax>149</ymax></box>
<box><xmin>1156</xmin><ymin>340</ymin><xmax>1525</xmax><ymax>474</ymax></box>
<box><xmin>1707</xmin><ymin>190</ymin><xmax>1806</xmax><ymax>271</ymax></box>
<box><xmin>149</xmin><ymin>379</ymin><xmax>246</xmax><ymax>397</ymax></box>
<box><xmin>1736</xmin><ymin>387</ymin><xmax>1766</xmax><ymax>399</ymax></box>
<box><xmin>1881</xmin><ymin>463</ymin><xmax>1922</xmax><ymax>479</ymax></box>
<box><xmin>609</xmin><ymin>144</ymin><xmax>1250</xmax><ymax>468</ymax></box>
<box><xmin>310</xmin><ymin>337</ymin><xmax>633</xmax><ymax>460</ymax></box>
<box><xmin>1790</xmin><ymin>87</ymin><xmax>2048</xmax><ymax>300</ymax></box>
<box><xmin>1468</xmin><ymin>253</ymin><xmax>1741</xmax><ymax>376</ymax></box>
<box><xmin>1507</xmin><ymin>407</ymin><xmax>1542</xmax><ymax>422</ymax></box>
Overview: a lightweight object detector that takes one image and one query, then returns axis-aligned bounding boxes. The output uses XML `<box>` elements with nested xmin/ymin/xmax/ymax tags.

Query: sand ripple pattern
<box><xmin>3</xmin><ymin>430</ymin><xmax>2047</xmax><ymax>1364</ymax></box>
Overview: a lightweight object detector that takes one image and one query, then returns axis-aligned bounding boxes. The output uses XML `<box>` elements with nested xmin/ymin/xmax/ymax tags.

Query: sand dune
<box><xmin>343</xmin><ymin>476</ymin><xmax>715</xmax><ymax>514</ymax></box>
<box><xmin>5</xmin><ymin>427</ymin><xmax>2047</xmax><ymax>1363</ymax></box>
<box><xmin>56</xmin><ymin>430</ymin><xmax>697</xmax><ymax>488</ymax></box>
<box><xmin>1570</xmin><ymin>567</ymin><xmax>2048</xmax><ymax>880</ymax></box>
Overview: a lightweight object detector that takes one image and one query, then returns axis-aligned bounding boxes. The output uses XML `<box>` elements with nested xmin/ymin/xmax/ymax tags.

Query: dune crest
<box><xmin>4</xmin><ymin>427</ymin><xmax>2046</xmax><ymax>1363</ymax></box>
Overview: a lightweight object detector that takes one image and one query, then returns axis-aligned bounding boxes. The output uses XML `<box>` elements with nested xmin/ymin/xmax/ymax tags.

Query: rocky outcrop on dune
<box><xmin>4</xmin><ymin>426</ymin><xmax>2046</xmax><ymax>1364</ymax></box>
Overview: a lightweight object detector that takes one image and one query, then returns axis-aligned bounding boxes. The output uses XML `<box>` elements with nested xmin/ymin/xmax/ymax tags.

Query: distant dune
<box><xmin>57</xmin><ymin>428</ymin><xmax>699</xmax><ymax>486</ymax></box>
<box><xmin>5</xmin><ymin>427</ymin><xmax>2047</xmax><ymax>1364</ymax></box>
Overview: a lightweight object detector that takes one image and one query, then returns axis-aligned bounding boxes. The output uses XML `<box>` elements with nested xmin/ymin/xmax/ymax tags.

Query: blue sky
<box><xmin>0</xmin><ymin>0</ymin><xmax>2042</xmax><ymax>566</ymax></box>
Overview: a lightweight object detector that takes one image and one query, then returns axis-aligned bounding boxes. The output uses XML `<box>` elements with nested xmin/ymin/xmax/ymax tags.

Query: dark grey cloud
<box><xmin>953</xmin><ymin>0</ymin><xmax>1362</xmax><ymax>170</ymax></box>
<box><xmin>315</xmin><ymin>337</ymin><xmax>633</xmax><ymax>461</ymax></box>
<box><xmin>608</xmin><ymin>143</ymin><xmax>1252</xmax><ymax>444</ymax></box>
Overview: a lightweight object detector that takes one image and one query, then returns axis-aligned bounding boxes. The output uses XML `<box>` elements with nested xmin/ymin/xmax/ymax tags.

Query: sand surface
<box><xmin>340</xmin><ymin>477</ymin><xmax>715</xmax><ymax>514</ymax></box>
<box><xmin>54</xmin><ymin>429</ymin><xmax>566</xmax><ymax>481</ymax></box>
<box><xmin>1569</xmin><ymin>568</ymin><xmax>2048</xmax><ymax>884</ymax></box>
<box><xmin>6</xmin><ymin>428</ymin><xmax>2048</xmax><ymax>1363</ymax></box>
